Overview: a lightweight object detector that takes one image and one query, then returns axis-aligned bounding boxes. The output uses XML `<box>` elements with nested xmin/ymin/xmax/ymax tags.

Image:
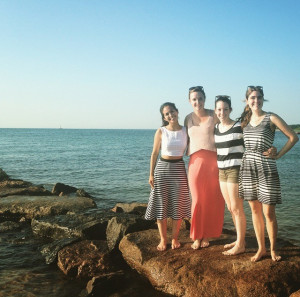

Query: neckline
<box><xmin>163</xmin><ymin>126</ymin><xmax>183</xmax><ymax>132</ymax></box>
<box><xmin>218</xmin><ymin>121</ymin><xmax>236</xmax><ymax>134</ymax></box>
<box><xmin>249</xmin><ymin>113</ymin><xmax>267</xmax><ymax>128</ymax></box>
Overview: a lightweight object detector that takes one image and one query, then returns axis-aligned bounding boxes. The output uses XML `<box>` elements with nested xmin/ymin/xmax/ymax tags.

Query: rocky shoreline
<box><xmin>0</xmin><ymin>169</ymin><xmax>300</xmax><ymax>297</ymax></box>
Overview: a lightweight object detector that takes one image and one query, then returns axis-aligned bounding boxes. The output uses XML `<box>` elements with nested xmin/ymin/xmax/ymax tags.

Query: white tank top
<box><xmin>160</xmin><ymin>126</ymin><xmax>188</xmax><ymax>156</ymax></box>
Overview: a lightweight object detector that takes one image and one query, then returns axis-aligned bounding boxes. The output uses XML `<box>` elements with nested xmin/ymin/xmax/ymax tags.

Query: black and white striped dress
<box><xmin>239</xmin><ymin>113</ymin><xmax>281</xmax><ymax>204</ymax></box>
<box><xmin>145</xmin><ymin>128</ymin><xmax>191</xmax><ymax>220</ymax></box>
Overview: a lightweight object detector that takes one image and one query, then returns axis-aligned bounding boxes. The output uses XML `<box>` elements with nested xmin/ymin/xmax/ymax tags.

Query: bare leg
<box><xmin>157</xmin><ymin>219</ymin><xmax>167</xmax><ymax>251</ymax></box>
<box><xmin>171</xmin><ymin>219</ymin><xmax>182</xmax><ymax>249</ymax></box>
<box><xmin>223</xmin><ymin>183</ymin><xmax>246</xmax><ymax>256</ymax></box>
<box><xmin>220</xmin><ymin>181</ymin><xmax>238</xmax><ymax>250</ymax></box>
<box><xmin>263</xmin><ymin>204</ymin><xmax>281</xmax><ymax>261</ymax></box>
<box><xmin>249</xmin><ymin>201</ymin><xmax>266</xmax><ymax>262</ymax></box>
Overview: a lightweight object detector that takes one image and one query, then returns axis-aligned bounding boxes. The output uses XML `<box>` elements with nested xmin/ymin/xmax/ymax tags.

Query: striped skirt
<box><xmin>145</xmin><ymin>158</ymin><xmax>191</xmax><ymax>220</ymax></box>
<box><xmin>239</xmin><ymin>151</ymin><xmax>281</xmax><ymax>205</ymax></box>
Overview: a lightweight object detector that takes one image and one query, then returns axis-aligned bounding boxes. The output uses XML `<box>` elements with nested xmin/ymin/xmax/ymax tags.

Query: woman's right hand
<box><xmin>149</xmin><ymin>175</ymin><xmax>154</xmax><ymax>189</ymax></box>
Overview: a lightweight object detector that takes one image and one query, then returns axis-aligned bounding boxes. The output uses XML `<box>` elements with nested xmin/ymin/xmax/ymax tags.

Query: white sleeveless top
<box><xmin>160</xmin><ymin>126</ymin><xmax>188</xmax><ymax>156</ymax></box>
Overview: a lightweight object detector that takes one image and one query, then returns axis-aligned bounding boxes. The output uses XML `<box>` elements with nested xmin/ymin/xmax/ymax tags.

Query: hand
<box><xmin>149</xmin><ymin>176</ymin><xmax>154</xmax><ymax>189</ymax></box>
<box><xmin>263</xmin><ymin>146</ymin><xmax>277</xmax><ymax>159</ymax></box>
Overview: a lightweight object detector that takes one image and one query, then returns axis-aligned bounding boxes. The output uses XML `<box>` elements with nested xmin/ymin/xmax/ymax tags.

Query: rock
<box><xmin>0</xmin><ymin>168</ymin><xmax>10</xmax><ymax>181</ymax></box>
<box><xmin>119</xmin><ymin>229</ymin><xmax>300</xmax><ymax>297</ymax></box>
<box><xmin>85</xmin><ymin>270</ymin><xmax>169</xmax><ymax>297</ymax></box>
<box><xmin>31</xmin><ymin>210</ymin><xmax>114</xmax><ymax>240</ymax></box>
<box><xmin>76</xmin><ymin>189</ymin><xmax>92</xmax><ymax>198</ymax></box>
<box><xmin>0</xmin><ymin>195</ymin><xmax>97</xmax><ymax>219</ymax></box>
<box><xmin>0</xmin><ymin>221</ymin><xmax>21</xmax><ymax>232</ymax></box>
<box><xmin>106</xmin><ymin>215</ymin><xmax>156</xmax><ymax>251</ymax></box>
<box><xmin>0</xmin><ymin>179</ymin><xmax>52</xmax><ymax>197</ymax></box>
<box><xmin>111</xmin><ymin>202</ymin><xmax>148</xmax><ymax>216</ymax></box>
<box><xmin>40</xmin><ymin>237</ymin><xmax>80</xmax><ymax>264</ymax></box>
<box><xmin>57</xmin><ymin>240</ymin><xmax>111</xmax><ymax>278</ymax></box>
<box><xmin>52</xmin><ymin>182</ymin><xmax>78</xmax><ymax>195</ymax></box>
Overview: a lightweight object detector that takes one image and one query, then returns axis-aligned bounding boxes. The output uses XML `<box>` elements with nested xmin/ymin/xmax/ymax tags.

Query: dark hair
<box><xmin>188</xmin><ymin>86</ymin><xmax>206</xmax><ymax>100</ymax></box>
<box><xmin>160</xmin><ymin>102</ymin><xmax>178</xmax><ymax>126</ymax></box>
<box><xmin>215</xmin><ymin>96</ymin><xmax>232</xmax><ymax>110</ymax></box>
<box><xmin>240</xmin><ymin>86</ymin><xmax>265</xmax><ymax>128</ymax></box>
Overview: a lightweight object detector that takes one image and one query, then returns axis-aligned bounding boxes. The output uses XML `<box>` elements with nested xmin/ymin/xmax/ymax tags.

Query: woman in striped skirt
<box><xmin>239</xmin><ymin>86</ymin><xmax>298</xmax><ymax>262</ymax></box>
<box><xmin>145</xmin><ymin>102</ymin><xmax>191</xmax><ymax>251</ymax></box>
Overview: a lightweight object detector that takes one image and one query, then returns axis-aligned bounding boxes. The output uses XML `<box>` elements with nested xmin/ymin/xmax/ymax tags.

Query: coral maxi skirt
<box><xmin>188</xmin><ymin>150</ymin><xmax>225</xmax><ymax>240</ymax></box>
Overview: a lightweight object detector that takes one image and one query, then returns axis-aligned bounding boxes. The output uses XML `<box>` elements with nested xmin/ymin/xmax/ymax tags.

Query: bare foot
<box><xmin>157</xmin><ymin>240</ymin><xmax>167</xmax><ymax>251</ymax></box>
<box><xmin>172</xmin><ymin>239</ymin><xmax>181</xmax><ymax>249</ymax></box>
<box><xmin>200</xmin><ymin>238</ymin><xmax>210</xmax><ymax>248</ymax></box>
<box><xmin>251</xmin><ymin>249</ymin><xmax>267</xmax><ymax>262</ymax></box>
<box><xmin>222</xmin><ymin>244</ymin><xmax>245</xmax><ymax>256</ymax></box>
<box><xmin>271</xmin><ymin>250</ymin><xmax>281</xmax><ymax>262</ymax></box>
<box><xmin>191</xmin><ymin>239</ymin><xmax>201</xmax><ymax>250</ymax></box>
<box><xmin>224</xmin><ymin>241</ymin><xmax>236</xmax><ymax>249</ymax></box>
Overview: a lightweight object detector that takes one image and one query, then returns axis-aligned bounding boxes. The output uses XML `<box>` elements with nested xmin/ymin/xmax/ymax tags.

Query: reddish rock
<box><xmin>119</xmin><ymin>229</ymin><xmax>300</xmax><ymax>297</ymax></box>
<box><xmin>57</xmin><ymin>240</ymin><xmax>111</xmax><ymax>278</ymax></box>
<box><xmin>291</xmin><ymin>290</ymin><xmax>300</xmax><ymax>296</ymax></box>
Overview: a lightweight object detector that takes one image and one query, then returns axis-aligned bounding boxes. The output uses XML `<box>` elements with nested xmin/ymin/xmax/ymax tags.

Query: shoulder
<box><xmin>184</xmin><ymin>112</ymin><xmax>193</xmax><ymax>126</ymax></box>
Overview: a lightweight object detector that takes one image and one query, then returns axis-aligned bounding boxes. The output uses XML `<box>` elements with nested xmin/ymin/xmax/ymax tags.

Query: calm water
<box><xmin>0</xmin><ymin>128</ymin><xmax>299</xmax><ymax>296</ymax></box>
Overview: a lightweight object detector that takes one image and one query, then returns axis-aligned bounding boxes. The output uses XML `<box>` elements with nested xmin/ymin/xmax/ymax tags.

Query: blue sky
<box><xmin>1</xmin><ymin>0</ymin><xmax>299</xmax><ymax>129</ymax></box>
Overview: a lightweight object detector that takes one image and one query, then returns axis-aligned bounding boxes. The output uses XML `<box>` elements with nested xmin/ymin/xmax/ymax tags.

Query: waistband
<box><xmin>160</xmin><ymin>157</ymin><xmax>183</xmax><ymax>163</ymax></box>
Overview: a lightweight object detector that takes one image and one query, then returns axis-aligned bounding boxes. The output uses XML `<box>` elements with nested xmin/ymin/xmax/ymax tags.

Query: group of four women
<box><xmin>145</xmin><ymin>85</ymin><xmax>298</xmax><ymax>262</ymax></box>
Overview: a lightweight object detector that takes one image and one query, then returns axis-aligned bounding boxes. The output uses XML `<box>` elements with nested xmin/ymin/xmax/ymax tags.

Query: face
<box><xmin>215</xmin><ymin>100</ymin><xmax>231</xmax><ymax>123</ymax></box>
<box><xmin>189</xmin><ymin>91</ymin><xmax>205</xmax><ymax>111</ymax></box>
<box><xmin>162</xmin><ymin>105</ymin><xmax>178</xmax><ymax>124</ymax></box>
<box><xmin>247</xmin><ymin>91</ymin><xmax>264</xmax><ymax>111</ymax></box>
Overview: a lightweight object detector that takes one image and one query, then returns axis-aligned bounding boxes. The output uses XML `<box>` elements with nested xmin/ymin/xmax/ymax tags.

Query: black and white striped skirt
<box><xmin>145</xmin><ymin>158</ymin><xmax>191</xmax><ymax>220</ymax></box>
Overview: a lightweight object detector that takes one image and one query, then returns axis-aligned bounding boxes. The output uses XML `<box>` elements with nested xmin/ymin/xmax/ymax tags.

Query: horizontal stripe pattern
<box><xmin>215</xmin><ymin>121</ymin><xmax>244</xmax><ymax>169</ymax></box>
<box><xmin>239</xmin><ymin>113</ymin><xmax>281</xmax><ymax>204</ymax></box>
<box><xmin>145</xmin><ymin>159</ymin><xmax>191</xmax><ymax>220</ymax></box>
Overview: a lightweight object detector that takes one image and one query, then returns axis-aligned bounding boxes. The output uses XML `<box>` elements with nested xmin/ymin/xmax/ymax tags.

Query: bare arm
<box><xmin>149</xmin><ymin>128</ymin><xmax>162</xmax><ymax>189</ymax></box>
<box><xmin>270</xmin><ymin>113</ymin><xmax>299</xmax><ymax>160</ymax></box>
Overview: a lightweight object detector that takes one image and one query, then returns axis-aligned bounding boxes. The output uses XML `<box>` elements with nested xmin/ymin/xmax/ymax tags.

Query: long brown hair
<box><xmin>240</xmin><ymin>86</ymin><xmax>264</xmax><ymax>128</ymax></box>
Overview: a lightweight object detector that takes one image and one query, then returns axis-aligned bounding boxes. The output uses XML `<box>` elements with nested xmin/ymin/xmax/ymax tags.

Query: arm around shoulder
<box><xmin>270</xmin><ymin>113</ymin><xmax>299</xmax><ymax>159</ymax></box>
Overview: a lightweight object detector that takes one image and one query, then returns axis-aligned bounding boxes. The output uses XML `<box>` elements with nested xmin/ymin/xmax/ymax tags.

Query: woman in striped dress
<box><xmin>239</xmin><ymin>86</ymin><xmax>298</xmax><ymax>262</ymax></box>
<box><xmin>214</xmin><ymin>96</ymin><xmax>246</xmax><ymax>255</ymax></box>
<box><xmin>145</xmin><ymin>102</ymin><xmax>191</xmax><ymax>251</ymax></box>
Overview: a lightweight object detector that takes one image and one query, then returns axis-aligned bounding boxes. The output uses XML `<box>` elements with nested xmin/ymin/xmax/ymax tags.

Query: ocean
<box><xmin>0</xmin><ymin>128</ymin><xmax>299</xmax><ymax>296</ymax></box>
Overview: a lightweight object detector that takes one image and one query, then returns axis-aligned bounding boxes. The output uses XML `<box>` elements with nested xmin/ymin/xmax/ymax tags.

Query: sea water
<box><xmin>0</xmin><ymin>128</ymin><xmax>299</xmax><ymax>296</ymax></box>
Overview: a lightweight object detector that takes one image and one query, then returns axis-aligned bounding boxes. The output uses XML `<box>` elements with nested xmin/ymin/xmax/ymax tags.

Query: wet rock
<box><xmin>106</xmin><ymin>215</ymin><xmax>156</xmax><ymax>251</ymax></box>
<box><xmin>31</xmin><ymin>210</ymin><xmax>114</xmax><ymax>240</ymax></box>
<box><xmin>40</xmin><ymin>237</ymin><xmax>80</xmax><ymax>264</ymax></box>
<box><xmin>111</xmin><ymin>202</ymin><xmax>148</xmax><ymax>216</ymax></box>
<box><xmin>57</xmin><ymin>240</ymin><xmax>111</xmax><ymax>278</ymax></box>
<box><xmin>119</xmin><ymin>229</ymin><xmax>300</xmax><ymax>297</ymax></box>
<box><xmin>0</xmin><ymin>195</ymin><xmax>97</xmax><ymax>219</ymax></box>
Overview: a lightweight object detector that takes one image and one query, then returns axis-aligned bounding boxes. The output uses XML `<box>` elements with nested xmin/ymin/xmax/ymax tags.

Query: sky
<box><xmin>0</xmin><ymin>0</ymin><xmax>299</xmax><ymax>129</ymax></box>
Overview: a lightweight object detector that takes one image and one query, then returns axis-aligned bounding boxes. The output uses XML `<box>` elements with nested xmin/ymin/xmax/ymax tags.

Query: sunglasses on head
<box><xmin>189</xmin><ymin>86</ymin><xmax>204</xmax><ymax>91</ymax></box>
<box><xmin>248</xmin><ymin>85</ymin><xmax>263</xmax><ymax>91</ymax></box>
<box><xmin>215</xmin><ymin>95</ymin><xmax>231</xmax><ymax>101</ymax></box>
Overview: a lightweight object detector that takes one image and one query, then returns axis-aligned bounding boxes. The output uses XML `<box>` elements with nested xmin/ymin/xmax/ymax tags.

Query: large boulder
<box><xmin>111</xmin><ymin>202</ymin><xmax>148</xmax><ymax>216</ymax></box>
<box><xmin>119</xmin><ymin>229</ymin><xmax>300</xmax><ymax>297</ymax></box>
<box><xmin>106</xmin><ymin>215</ymin><xmax>156</xmax><ymax>251</ymax></box>
<box><xmin>0</xmin><ymin>195</ymin><xmax>97</xmax><ymax>219</ymax></box>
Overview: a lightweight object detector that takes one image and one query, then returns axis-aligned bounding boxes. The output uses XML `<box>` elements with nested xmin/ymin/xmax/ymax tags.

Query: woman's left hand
<box><xmin>263</xmin><ymin>146</ymin><xmax>277</xmax><ymax>159</ymax></box>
